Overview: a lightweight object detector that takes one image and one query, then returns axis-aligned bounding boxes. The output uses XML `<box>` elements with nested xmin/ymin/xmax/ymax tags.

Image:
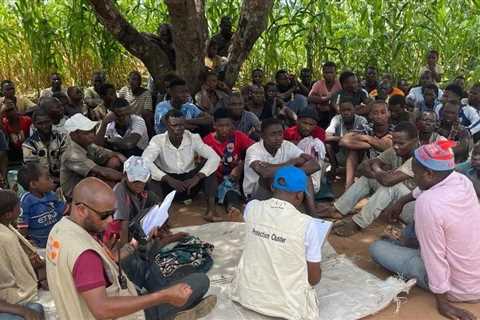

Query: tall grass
<box><xmin>0</xmin><ymin>0</ymin><xmax>479</xmax><ymax>95</ymax></box>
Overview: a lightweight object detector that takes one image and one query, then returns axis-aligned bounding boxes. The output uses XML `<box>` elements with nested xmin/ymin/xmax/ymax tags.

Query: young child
<box><xmin>0</xmin><ymin>190</ymin><xmax>46</xmax><ymax>319</ymax></box>
<box><xmin>17</xmin><ymin>163</ymin><xmax>66</xmax><ymax>248</ymax></box>
<box><xmin>203</xmin><ymin>108</ymin><xmax>254</xmax><ymax>218</ymax></box>
<box><xmin>284</xmin><ymin>108</ymin><xmax>326</xmax><ymax>194</ymax></box>
<box><xmin>108</xmin><ymin>156</ymin><xmax>161</xmax><ymax>247</ymax></box>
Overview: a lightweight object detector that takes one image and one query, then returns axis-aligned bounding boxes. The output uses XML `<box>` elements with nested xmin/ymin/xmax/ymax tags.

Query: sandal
<box><xmin>333</xmin><ymin>218</ymin><xmax>361</xmax><ymax>237</ymax></box>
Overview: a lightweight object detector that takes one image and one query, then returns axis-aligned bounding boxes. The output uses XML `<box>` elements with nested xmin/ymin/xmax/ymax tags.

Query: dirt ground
<box><xmin>167</xmin><ymin>189</ymin><xmax>480</xmax><ymax>320</ymax></box>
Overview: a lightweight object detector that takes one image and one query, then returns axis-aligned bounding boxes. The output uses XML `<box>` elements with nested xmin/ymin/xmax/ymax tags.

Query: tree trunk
<box><xmin>165</xmin><ymin>0</ymin><xmax>208</xmax><ymax>94</ymax></box>
<box><xmin>88</xmin><ymin>0</ymin><xmax>272</xmax><ymax>94</ymax></box>
<box><xmin>223</xmin><ymin>0</ymin><xmax>274</xmax><ymax>88</ymax></box>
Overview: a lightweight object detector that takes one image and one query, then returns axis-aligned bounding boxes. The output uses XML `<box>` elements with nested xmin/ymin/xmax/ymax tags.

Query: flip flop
<box><xmin>333</xmin><ymin>218</ymin><xmax>361</xmax><ymax>237</ymax></box>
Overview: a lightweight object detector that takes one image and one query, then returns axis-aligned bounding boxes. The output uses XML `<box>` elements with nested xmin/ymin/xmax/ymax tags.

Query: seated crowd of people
<box><xmin>1</xmin><ymin>43</ymin><xmax>480</xmax><ymax>320</ymax></box>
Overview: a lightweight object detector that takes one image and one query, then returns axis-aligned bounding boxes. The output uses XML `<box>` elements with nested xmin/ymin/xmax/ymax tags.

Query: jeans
<box><xmin>369</xmin><ymin>239</ymin><xmax>429</xmax><ymax>290</ymax></box>
<box><xmin>0</xmin><ymin>302</ymin><xmax>44</xmax><ymax>320</ymax></box>
<box><xmin>120</xmin><ymin>251</ymin><xmax>210</xmax><ymax>320</ymax></box>
<box><xmin>334</xmin><ymin>176</ymin><xmax>414</xmax><ymax>228</ymax></box>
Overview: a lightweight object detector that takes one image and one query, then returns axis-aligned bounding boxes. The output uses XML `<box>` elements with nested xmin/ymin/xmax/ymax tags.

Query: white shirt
<box><xmin>406</xmin><ymin>86</ymin><xmax>444</xmax><ymax>107</ymax></box>
<box><xmin>326</xmin><ymin>114</ymin><xmax>368</xmax><ymax>136</ymax></box>
<box><xmin>243</xmin><ymin>140</ymin><xmax>303</xmax><ymax>196</ymax></box>
<box><xmin>52</xmin><ymin>116</ymin><xmax>68</xmax><ymax>136</ymax></box>
<box><xmin>142</xmin><ymin>130</ymin><xmax>220</xmax><ymax>181</ymax></box>
<box><xmin>434</xmin><ymin>103</ymin><xmax>480</xmax><ymax>135</ymax></box>
<box><xmin>243</xmin><ymin>200</ymin><xmax>322</xmax><ymax>262</ymax></box>
<box><xmin>105</xmin><ymin>115</ymin><xmax>149</xmax><ymax>150</ymax></box>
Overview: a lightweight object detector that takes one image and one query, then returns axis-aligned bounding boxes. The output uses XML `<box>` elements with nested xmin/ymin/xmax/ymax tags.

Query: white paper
<box><xmin>142</xmin><ymin>190</ymin><xmax>176</xmax><ymax>235</ymax></box>
<box><xmin>312</xmin><ymin>218</ymin><xmax>333</xmax><ymax>247</ymax></box>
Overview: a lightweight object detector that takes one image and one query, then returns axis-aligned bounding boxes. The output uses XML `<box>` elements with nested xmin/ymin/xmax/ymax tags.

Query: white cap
<box><xmin>124</xmin><ymin>156</ymin><xmax>151</xmax><ymax>183</ymax></box>
<box><xmin>64</xmin><ymin>114</ymin><xmax>98</xmax><ymax>133</ymax></box>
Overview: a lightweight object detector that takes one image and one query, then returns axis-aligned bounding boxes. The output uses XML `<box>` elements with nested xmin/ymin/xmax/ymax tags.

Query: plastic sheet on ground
<box><xmin>175</xmin><ymin>222</ymin><xmax>412</xmax><ymax>320</ymax></box>
<box><xmin>38</xmin><ymin>222</ymin><xmax>411</xmax><ymax>320</ymax></box>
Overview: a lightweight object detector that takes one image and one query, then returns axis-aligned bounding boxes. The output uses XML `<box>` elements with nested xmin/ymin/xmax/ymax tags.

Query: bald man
<box><xmin>46</xmin><ymin>177</ymin><xmax>216</xmax><ymax>320</ymax></box>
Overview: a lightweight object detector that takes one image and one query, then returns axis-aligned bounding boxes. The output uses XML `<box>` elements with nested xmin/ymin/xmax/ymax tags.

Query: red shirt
<box><xmin>284</xmin><ymin>125</ymin><xmax>325</xmax><ymax>144</ymax></box>
<box><xmin>203</xmin><ymin>130</ymin><xmax>254</xmax><ymax>178</ymax></box>
<box><xmin>2</xmin><ymin>115</ymin><xmax>32</xmax><ymax>150</ymax></box>
<box><xmin>73</xmin><ymin>250</ymin><xmax>111</xmax><ymax>292</ymax></box>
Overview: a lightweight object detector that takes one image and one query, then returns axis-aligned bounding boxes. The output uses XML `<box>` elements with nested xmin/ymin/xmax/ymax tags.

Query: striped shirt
<box><xmin>118</xmin><ymin>86</ymin><xmax>153</xmax><ymax>114</ymax></box>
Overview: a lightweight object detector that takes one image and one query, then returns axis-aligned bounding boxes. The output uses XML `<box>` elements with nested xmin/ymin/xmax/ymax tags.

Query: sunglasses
<box><xmin>75</xmin><ymin>202</ymin><xmax>115</xmax><ymax>220</ymax></box>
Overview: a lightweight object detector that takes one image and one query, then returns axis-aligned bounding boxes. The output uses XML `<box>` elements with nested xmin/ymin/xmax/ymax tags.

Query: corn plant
<box><xmin>1</xmin><ymin>0</ymin><xmax>480</xmax><ymax>95</ymax></box>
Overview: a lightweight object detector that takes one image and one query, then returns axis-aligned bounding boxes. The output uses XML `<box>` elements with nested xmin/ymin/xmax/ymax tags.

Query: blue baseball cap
<box><xmin>272</xmin><ymin>166</ymin><xmax>309</xmax><ymax>195</ymax></box>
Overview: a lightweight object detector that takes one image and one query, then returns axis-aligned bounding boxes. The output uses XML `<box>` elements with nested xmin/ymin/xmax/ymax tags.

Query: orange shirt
<box><xmin>369</xmin><ymin>87</ymin><xmax>405</xmax><ymax>98</ymax></box>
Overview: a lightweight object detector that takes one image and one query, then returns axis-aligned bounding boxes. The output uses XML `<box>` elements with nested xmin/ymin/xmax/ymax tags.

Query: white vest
<box><xmin>230</xmin><ymin>198</ymin><xmax>319</xmax><ymax>320</ymax></box>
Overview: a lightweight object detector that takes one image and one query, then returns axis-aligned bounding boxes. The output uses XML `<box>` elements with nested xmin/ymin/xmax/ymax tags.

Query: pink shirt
<box><xmin>309</xmin><ymin>79</ymin><xmax>342</xmax><ymax>102</ymax></box>
<box><xmin>413</xmin><ymin>172</ymin><xmax>480</xmax><ymax>301</ymax></box>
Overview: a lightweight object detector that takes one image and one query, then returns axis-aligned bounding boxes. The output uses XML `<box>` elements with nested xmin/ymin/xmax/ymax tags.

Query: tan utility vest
<box><xmin>230</xmin><ymin>198</ymin><xmax>320</xmax><ymax>320</ymax></box>
<box><xmin>0</xmin><ymin>224</ymin><xmax>37</xmax><ymax>304</ymax></box>
<box><xmin>46</xmin><ymin>217</ymin><xmax>145</xmax><ymax>320</ymax></box>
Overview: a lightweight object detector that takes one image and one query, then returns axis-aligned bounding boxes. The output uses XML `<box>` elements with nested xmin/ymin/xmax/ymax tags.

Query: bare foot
<box><xmin>333</xmin><ymin>217</ymin><xmax>361</xmax><ymax>237</ymax></box>
<box><xmin>227</xmin><ymin>206</ymin><xmax>243</xmax><ymax>222</ymax></box>
<box><xmin>204</xmin><ymin>210</ymin><xmax>224</xmax><ymax>223</ymax></box>
<box><xmin>313</xmin><ymin>203</ymin><xmax>344</xmax><ymax>220</ymax></box>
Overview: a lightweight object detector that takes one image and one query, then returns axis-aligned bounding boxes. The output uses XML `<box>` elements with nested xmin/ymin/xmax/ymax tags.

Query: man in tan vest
<box><xmin>231</xmin><ymin>165</ymin><xmax>322</xmax><ymax>320</ymax></box>
<box><xmin>46</xmin><ymin>177</ymin><xmax>216</xmax><ymax>320</ymax></box>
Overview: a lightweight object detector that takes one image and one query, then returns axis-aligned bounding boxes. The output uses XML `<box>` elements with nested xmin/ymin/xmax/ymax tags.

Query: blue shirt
<box><xmin>20</xmin><ymin>191</ymin><xmax>65</xmax><ymax>248</ymax></box>
<box><xmin>154</xmin><ymin>100</ymin><xmax>202</xmax><ymax>134</ymax></box>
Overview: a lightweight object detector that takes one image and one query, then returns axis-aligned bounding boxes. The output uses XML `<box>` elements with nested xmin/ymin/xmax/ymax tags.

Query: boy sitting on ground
<box><xmin>339</xmin><ymin>100</ymin><xmax>393</xmax><ymax>189</ymax></box>
<box><xmin>96</xmin><ymin>98</ymin><xmax>149</xmax><ymax>157</ymax></box>
<box><xmin>154</xmin><ymin>78</ymin><xmax>212</xmax><ymax>135</ymax></box>
<box><xmin>437</xmin><ymin>102</ymin><xmax>473</xmax><ymax>163</ymax></box>
<box><xmin>203</xmin><ymin>108</ymin><xmax>254</xmax><ymax>217</ymax></box>
<box><xmin>22</xmin><ymin>107</ymin><xmax>66</xmax><ymax>185</ymax></box>
<box><xmin>284</xmin><ymin>108</ymin><xmax>327</xmax><ymax>194</ymax></box>
<box><xmin>0</xmin><ymin>190</ymin><xmax>47</xmax><ymax>319</ymax></box>
<box><xmin>321</xmin><ymin>122</ymin><xmax>419</xmax><ymax>237</ymax></box>
<box><xmin>243</xmin><ymin>118</ymin><xmax>322</xmax><ymax>216</ymax></box>
<box><xmin>324</xmin><ymin>98</ymin><xmax>368</xmax><ymax>178</ymax></box>
<box><xmin>107</xmin><ymin>156</ymin><xmax>162</xmax><ymax>247</ymax></box>
<box><xmin>17</xmin><ymin>163</ymin><xmax>66</xmax><ymax>248</ymax></box>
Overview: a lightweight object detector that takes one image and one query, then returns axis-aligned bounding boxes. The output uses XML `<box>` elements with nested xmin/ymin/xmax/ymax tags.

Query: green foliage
<box><xmin>1</xmin><ymin>0</ymin><xmax>480</xmax><ymax>95</ymax></box>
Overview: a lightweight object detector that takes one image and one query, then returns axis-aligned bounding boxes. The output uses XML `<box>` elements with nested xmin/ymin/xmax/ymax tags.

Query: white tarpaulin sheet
<box><xmin>39</xmin><ymin>222</ymin><xmax>411</xmax><ymax>320</ymax></box>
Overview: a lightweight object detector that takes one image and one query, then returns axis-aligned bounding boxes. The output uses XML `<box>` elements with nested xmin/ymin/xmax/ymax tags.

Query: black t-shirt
<box><xmin>332</xmin><ymin>89</ymin><xmax>368</xmax><ymax>107</ymax></box>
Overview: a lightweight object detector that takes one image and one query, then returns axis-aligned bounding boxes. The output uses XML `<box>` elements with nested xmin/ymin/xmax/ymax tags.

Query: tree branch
<box><xmin>87</xmin><ymin>0</ymin><xmax>172</xmax><ymax>81</ymax></box>
<box><xmin>224</xmin><ymin>0</ymin><xmax>274</xmax><ymax>88</ymax></box>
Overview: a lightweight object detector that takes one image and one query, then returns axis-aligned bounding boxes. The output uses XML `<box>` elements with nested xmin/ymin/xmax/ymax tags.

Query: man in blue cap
<box><xmin>231</xmin><ymin>165</ymin><xmax>322</xmax><ymax>320</ymax></box>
